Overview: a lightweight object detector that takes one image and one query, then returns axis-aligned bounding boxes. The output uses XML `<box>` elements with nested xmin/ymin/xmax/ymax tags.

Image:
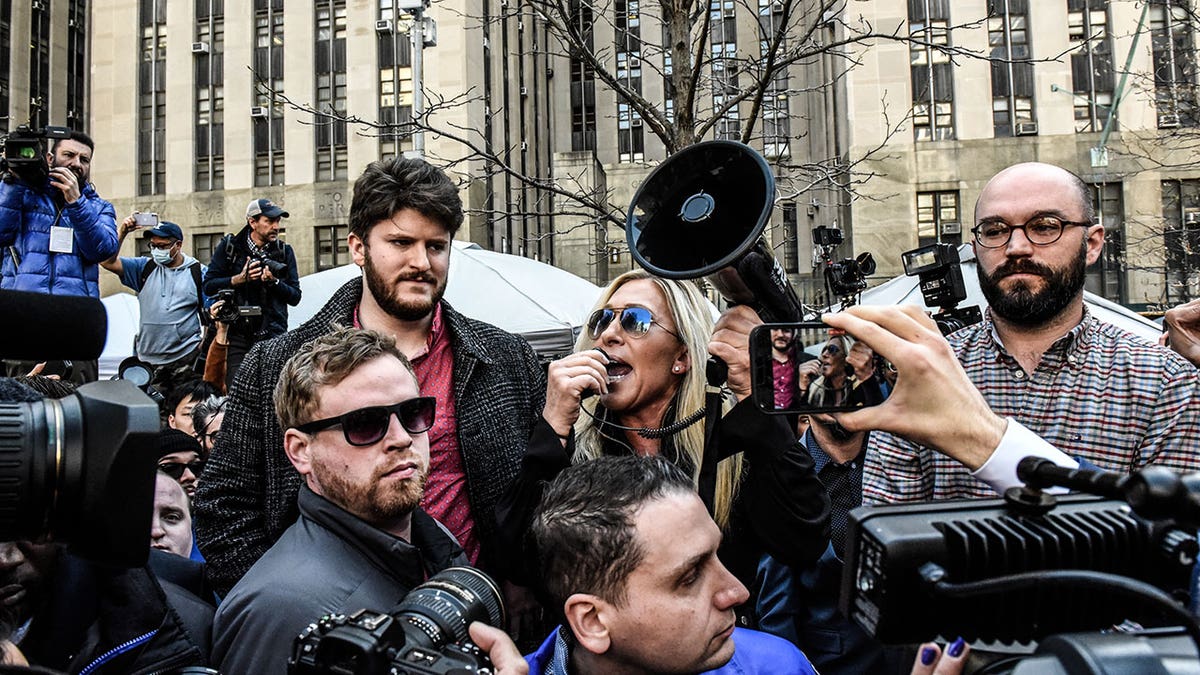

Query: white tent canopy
<box><xmin>290</xmin><ymin>240</ymin><xmax>603</xmax><ymax>358</ymax></box>
<box><xmin>858</xmin><ymin>245</ymin><xmax>1161</xmax><ymax>342</ymax></box>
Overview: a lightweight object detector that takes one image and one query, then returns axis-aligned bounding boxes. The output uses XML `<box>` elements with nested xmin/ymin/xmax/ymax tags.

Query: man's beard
<box><xmin>978</xmin><ymin>241</ymin><xmax>1087</xmax><ymax>327</ymax></box>
<box><xmin>51</xmin><ymin>155</ymin><xmax>88</xmax><ymax>186</ymax></box>
<box><xmin>362</xmin><ymin>242</ymin><xmax>448</xmax><ymax>321</ymax></box>
<box><xmin>311</xmin><ymin>457</ymin><xmax>427</xmax><ymax>527</ymax></box>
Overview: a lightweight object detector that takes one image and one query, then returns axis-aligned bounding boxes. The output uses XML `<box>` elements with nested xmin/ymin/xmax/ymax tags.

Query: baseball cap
<box><xmin>246</xmin><ymin>198</ymin><xmax>289</xmax><ymax>219</ymax></box>
<box><xmin>146</xmin><ymin>221</ymin><xmax>184</xmax><ymax>241</ymax></box>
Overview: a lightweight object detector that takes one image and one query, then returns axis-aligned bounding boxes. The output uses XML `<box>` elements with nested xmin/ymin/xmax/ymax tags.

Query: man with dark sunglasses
<box><xmin>156</xmin><ymin>428</ymin><xmax>204</xmax><ymax>499</ymax></box>
<box><xmin>195</xmin><ymin>157</ymin><xmax>545</xmax><ymax>611</ymax></box>
<box><xmin>865</xmin><ymin>162</ymin><xmax>1200</xmax><ymax>505</ymax></box>
<box><xmin>213</xmin><ymin>326</ymin><xmax>468</xmax><ymax>674</ymax></box>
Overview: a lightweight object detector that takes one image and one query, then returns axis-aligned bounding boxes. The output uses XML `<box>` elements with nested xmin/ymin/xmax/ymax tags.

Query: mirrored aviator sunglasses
<box><xmin>295</xmin><ymin>396</ymin><xmax>438</xmax><ymax>447</ymax></box>
<box><xmin>586</xmin><ymin>307</ymin><xmax>656</xmax><ymax>339</ymax></box>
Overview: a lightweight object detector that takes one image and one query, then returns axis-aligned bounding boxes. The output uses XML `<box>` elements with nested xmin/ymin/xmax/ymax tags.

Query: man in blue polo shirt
<box><xmin>526</xmin><ymin>455</ymin><xmax>817</xmax><ymax>675</ymax></box>
<box><xmin>101</xmin><ymin>216</ymin><xmax>207</xmax><ymax>391</ymax></box>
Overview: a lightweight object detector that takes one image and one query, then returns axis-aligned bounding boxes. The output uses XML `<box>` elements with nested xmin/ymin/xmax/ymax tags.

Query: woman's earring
<box><xmin>672</xmin><ymin>365</ymin><xmax>682</xmax><ymax>373</ymax></box>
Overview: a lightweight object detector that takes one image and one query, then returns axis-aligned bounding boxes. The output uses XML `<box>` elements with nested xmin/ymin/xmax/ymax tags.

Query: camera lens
<box><xmin>392</xmin><ymin>567</ymin><xmax>505</xmax><ymax>649</ymax></box>
<box><xmin>0</xmin><ymin>382</ymin><xmax>159</xmax><ymax>566</ymax></box>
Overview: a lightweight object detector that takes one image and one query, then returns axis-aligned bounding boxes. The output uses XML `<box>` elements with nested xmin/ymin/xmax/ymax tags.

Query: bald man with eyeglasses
<box><xmin>864</xmin><ymin>162</ymin><xmax>1200</xmax><ymax>505</ymax></box>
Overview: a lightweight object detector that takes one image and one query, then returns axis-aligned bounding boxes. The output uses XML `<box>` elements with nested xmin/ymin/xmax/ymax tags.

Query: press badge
<box><xmin>49</xmin><ymin>226</ymin><xmax>74</xmax><ymax>254</ymax></box>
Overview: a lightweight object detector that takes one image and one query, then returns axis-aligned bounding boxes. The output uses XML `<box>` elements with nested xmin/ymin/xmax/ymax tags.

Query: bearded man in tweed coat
<box><xmin>194</xmin><ymin>157</ymin><xmax>546</xmax><ymax>598</ymax></box>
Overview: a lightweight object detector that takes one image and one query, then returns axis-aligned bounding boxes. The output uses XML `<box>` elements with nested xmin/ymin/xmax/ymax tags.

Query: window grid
<box><xmin>254</xmin><ymin>0</ymin><xmax>285</xmax><ymax>186</ymax></box>
<box><xmin>1162</xmin><ymin>179</ymin><xmax>1200</xmax><ymax>303</ymax></box>
<box><xmin>195</xmin><ymin>3</ymin><xmax>225</xmax><ymax>191</ymax></box>
<box><xmin>1084</xmin><ymin>182</ymin><xmax>1126</xmax><ymax>303</ymax></box>
<box><xmin>758</xmin><ymin>0</ymin><xmax>789</xmax><ymax>157</ymax></box>
<box><xmin>66</xmin><ymin>0</ymin><xmax>88</xmax><ymax>131</ymax></box>
<box><xmin>139</xmin><ymin>0</ymin><xmax>167</xmax><ymax>195</ymax></box>
<box><xmin>615</xmin><ymin>0</ymin><xmax>643</xmax><ymax>162</ymax></box>
<box><xmin>314</xmin><ymin>224</ymin><xmax>350</xmax><ymax>271</ymax></box>
<box><xmin>916</xmin><ymin>190</ymin><xmax>962</xmax><ymax>248</ymax></box>
<box><xmin>315</xmin><ymin>0</ymin><xmax>348</xmax><ymax>181</ymax></box>
<box><xmin>378</xmin><ymin>0</ymin><xmax>414</xmax><ymax>158</ymax></box>
<box><xmin>909</xmin><ymin>0</ymin><xmax>955</xmax><ymax>141</ymax></box>
<box><xmin>1068</xmin><ymin>0</ymin><xmax>1114</xmax><ymax>133</ymax></box>
<box><xmin>29</xmin><ymin>0</ymin><xmax>50</xmax><ymax>129</ymax></box>
<box><xmin>988</xmin><ymin>0</ymin><xmax>1035</xmax><ymax>137</ymax></box>
<box><xmin>192</xmin><ymin>233</ymin><xmax>222</xmax><ymax>266</ymax></box>
<box><xmin>1150</xmin><ymin>0</ymin><xmax>1198</xmax><ymax>128</ymax></box>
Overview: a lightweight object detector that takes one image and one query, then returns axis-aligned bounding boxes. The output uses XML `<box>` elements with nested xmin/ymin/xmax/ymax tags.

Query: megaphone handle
<box><xmin>706</xmin><ymin>356</ymin><xmax>728</xmax><ymax>388</ymax></box>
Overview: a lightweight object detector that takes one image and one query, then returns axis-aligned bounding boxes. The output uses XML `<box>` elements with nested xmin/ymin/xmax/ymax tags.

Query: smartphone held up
<box><xmin>749</xmin><ymin>322</ymin><xmax>893</xmax><ymax>415</ymax></box>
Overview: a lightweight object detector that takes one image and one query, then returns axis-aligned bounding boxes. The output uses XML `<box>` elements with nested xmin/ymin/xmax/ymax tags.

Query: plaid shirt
<box><xmin>864</xmin><ymin>310</ymin><xmax>1200</xmax><ymax>504</ymax></box>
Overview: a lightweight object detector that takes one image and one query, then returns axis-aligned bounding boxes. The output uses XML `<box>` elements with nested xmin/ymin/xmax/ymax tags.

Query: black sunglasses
<box><xmin>587</xmin><ymin>307</ymin><xmax>680</xmax><ymax>340</ymax></box>
<box><xmin>294</xmin><ymin>397</ymin><xmax>437</xmax><ymax>447</ymax></box>
<box><xmin>158</xmin><ymin>460</ymin><xmax>204</xmax><ymax>480</ymax></box>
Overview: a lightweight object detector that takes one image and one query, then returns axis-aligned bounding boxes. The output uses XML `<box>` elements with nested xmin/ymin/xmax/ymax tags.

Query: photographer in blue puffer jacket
<box><xmin>0</xmin><ymin>130</ymin><xmax>118</xmax><ymax>299</ymax></box>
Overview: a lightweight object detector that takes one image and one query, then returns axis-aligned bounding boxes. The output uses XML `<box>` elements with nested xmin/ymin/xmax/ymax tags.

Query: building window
<box><xmin>254</xmin><ymin>0</ymin><xmax>285</xmax><ymax>186</ymax></box>
<box><xmin>1068</xmin><ymin>0</ymin><xmax>1114</xmax><ymax>133</ymax></box>
<box><xmin>781</xmin><ymin>201</ymin><xmax>798</xmax><ymax>273</ymax></box>
<box><xmin>0</xmin><ymin>0</ymin><xmax>10</xmax><ymax>134</ymax></box>
<box><xmin>1150</xmin><ymin>0</ymin><xmax>1198</xmax><ymax>128</ymax></box>
<box><xmin>917</xmin><ymin>191</ymin><xmax>961</xmax><ymax>247</ymax></box>
<box><xmin>315</xmin><ymin>0</ymin><xmax>348</xmax><ymax>182</ymax></box>
<box><xmin>1084</xmin><ymin>182</ymin><xmax>1125</xmax><ymax>303</ymax></box>
<box><xmin>192</xmin><ymin>233</ymin><xmax>222</xmax><ymax>266</ymax></box>
<box><xmin>139</xmin><ymin>0</ymin><xmax>168</xmax><ymax>196</ymax></box>
<box><xmin>909</xmin><ymin>0</ymin><xmax>955</xmax><ymax>141</ymax></box>
<box><xmin>195</xmin><ymin>0</ymin><xmax>225</xmax><ymax>191</ymax></box>
<box><xmin>711</xmin><ymin>0</ymin><xmax>739</xmax><ymax>141</ymax></box>
<box><xmin>615</xmin><ymin>0</ymin><xmax>643</xmax><ymax>162</ymax></box>
<box><xmin>989</xmin><ymin>0</ymin><xmax>1035</xmax><ymax>137</ymax></box>
<box><xmin>570</xmin><ymin>0</ymin><xmax>597</xmax><ymax>151</ymax></box>
<box><xmin>315</xmin><ymin>224</ymin><xmax>350</xmax><ymax>271</ymax></box>
<box><xmin>29</xmin><ymin>0</ymin><xmax>50</xmax><ymax>129</ymax></box>
<box><xmin>1162</xmin><ymin>179</ymin><xmax>1200</xmax><ymax>303</ymax></box>
<box><xmin>377</xmin><ymin>0</ymin><xmax>413</xmax><ymax>158</ymax></box>
<box><xmin>758</xmin><ymin>0</ymin><xmax>789</xmax><ymax>157</ymax></box>
<box><xmin>66</xmin><ymin>0</ymin><xmax>88</xmax><ymax>131</ymax></box>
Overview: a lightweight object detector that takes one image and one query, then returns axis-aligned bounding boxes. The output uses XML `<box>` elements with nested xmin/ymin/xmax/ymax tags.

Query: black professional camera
<box><xmin>901</xmin><ymin>243</ymin><xmax>982</xmax><ymax>335</ymax></box>
<box><xmin>290</xmin><ymin>567</ymin><xmax>505</xmax><ymax>675</ymax></box>
<box><xmin>812</xmin><ymin>226</ymin><xmax>876</xmax><ymax>307</ymax></box>
<box><xmin>0</xmin><ymin>379</ymin><xmax>161</xmax><ymax>567</ymax></box>
<box><xmin>250</xmin><ymin>250</ymin><xmax>289</xmax><ymax>278</ymax></box>
<box><xmin>213</xmin><ymin>288</ymin><xmax>263</xmax><ymax>324</ymax></box>
<box><xmin>1</xmin><ymin>124</ymin><xmax>72</xmax><ymax>186</ymax></box>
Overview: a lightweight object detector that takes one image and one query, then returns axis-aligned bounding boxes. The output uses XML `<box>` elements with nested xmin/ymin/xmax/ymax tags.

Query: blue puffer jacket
<box><xmin>0</xmin><ymin>177</ymin><xmax>118</xmax><ymax>297</ymax></box>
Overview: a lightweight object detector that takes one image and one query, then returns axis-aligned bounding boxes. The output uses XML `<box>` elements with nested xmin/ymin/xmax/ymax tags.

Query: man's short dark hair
<box><xmin>530</xmin><ymin>455</ymin><xmax>695</xmax><ymax>610</ymax></box>
<box><xmin>165</xmin><ymin>380</ymin><xmax>218</xmax><ymax>417</ymax></box>
<box><xmin>51</xmin><ymin>130</ymin><xmax>95</xmax><ymax>154</ymax></box>
<box><xmin>348</xmin><ymin>156</ymin><xmax>464</xmax><ymax>241</ymax></box>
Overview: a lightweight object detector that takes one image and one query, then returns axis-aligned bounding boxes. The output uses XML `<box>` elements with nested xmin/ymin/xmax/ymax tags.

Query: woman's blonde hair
<box><xmin>572</xmin><ymin>269</ymin><xmax>744</xmax><ymax>528</ymax></box>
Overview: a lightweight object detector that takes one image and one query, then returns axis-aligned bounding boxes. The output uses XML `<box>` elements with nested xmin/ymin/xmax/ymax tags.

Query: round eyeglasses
<box><xmin>971</xmin><ymin>216</ymin><xmax>1092</xmax><ymax>248</ymax></box>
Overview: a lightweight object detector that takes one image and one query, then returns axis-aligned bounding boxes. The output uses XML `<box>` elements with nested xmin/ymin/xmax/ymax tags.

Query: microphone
<box><xmin>0</xmin><ymin>289</ymin><xmax>107</xmax><ymax>360</ymax></box>
<box><xmin>580</xmin><ymin>348</ymin><xmax>608</xmax><ymax>401</ymax></box>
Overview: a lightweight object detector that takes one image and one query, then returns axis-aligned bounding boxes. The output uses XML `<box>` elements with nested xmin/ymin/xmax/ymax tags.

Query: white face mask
<box><xmin>151</xmin><ymin>247</ymin><xmax>174</xmax><ymax>265</ymax></box>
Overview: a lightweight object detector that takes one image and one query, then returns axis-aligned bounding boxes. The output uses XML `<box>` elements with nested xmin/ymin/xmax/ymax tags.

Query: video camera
<box><xmin>842</xmin><ymin>459</ymin><xmax>1200</xmax><ymax>673</ymax></box>
<box><xmin>0</xmin><ymin>290</ymin><xmax>161</xmax><ymax>568</ymax></box>
<box><xmin>290</xmin><ymin>567</ymin><xmax>504</xmax><ymax>675</ymax></box>
<box><xmin>213</xmin><ymin>288</ymin><xmax>263</xmax><ymax>324</ymax></box>
<box><xmin>1</xmin><ymin>123</ymin><xmax>72</xmax><ymax>186</ymax></box>
<box><xmin>812</xmin><ymin>225</ymin><xmax>876</xmax><ymax>308</ymax></box>
<box><xmin>900</xmin><ymin>243</ymin><xmax>982</xmax><ymax>335</ymax></box>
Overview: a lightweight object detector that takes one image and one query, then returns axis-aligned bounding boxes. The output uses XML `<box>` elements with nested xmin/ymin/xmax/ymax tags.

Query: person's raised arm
<box><xmin>825</xmin><ymin>305</ymin><xmax>1076</xmax><ymax>493</ymax></box>
<box><xmin>100</xmin><ymin>215</ymin><xmax>141</xmax><ymax>276</ymax></box>
<box><xmin>1163</xmin><ymin>299</ymin><xmax>1200</xmax><ymax>367</ymax></box>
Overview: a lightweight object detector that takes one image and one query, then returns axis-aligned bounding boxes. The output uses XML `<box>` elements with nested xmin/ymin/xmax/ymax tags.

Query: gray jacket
<box><xmin>213</xmin><ymin>486</ymin><xmax>468</xmax><ymax>674</ymax></box>
<box><xmin>194</xmin><ymin>277</ymin><xmax>546</xmax><ymax>595</ymax></box>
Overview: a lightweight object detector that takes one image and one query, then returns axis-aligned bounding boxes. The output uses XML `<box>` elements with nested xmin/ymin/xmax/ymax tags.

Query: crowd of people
<box><xmin>1</xmin><ymin>133</ymin><xmax>1198</xmax><ymax>675</ymax></box>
